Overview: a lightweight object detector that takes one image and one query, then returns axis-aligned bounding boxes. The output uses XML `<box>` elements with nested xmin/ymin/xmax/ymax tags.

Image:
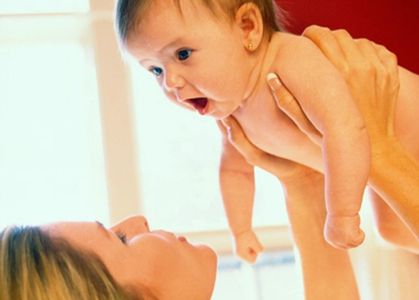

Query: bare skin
<box><xmin>218</xmin><ymin>4</ymin><xmax>370</xmax><ymax>253</ymax></box>
<box><xmin>125</xmin><ymin>1</ymin><xmax>419</xmax><ymax>260</ymax></box>
<box><xmin>278</xmin><ymin>26</ymin><xmax>419</xmax><ymax>250</ymax></box>
<box><xmin>217</xmin><ymin>27</ymin><xmax>419</xmax><ymax>299</ymax></box>
<box><xmin>219</xmin><ymin>113</ymin><xmax>360</xmax><ymax>300</ymax></box>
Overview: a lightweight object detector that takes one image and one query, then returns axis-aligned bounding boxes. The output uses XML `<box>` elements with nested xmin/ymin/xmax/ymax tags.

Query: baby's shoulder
<box><xmin>270</xmin><ymin>32</ymin><xmax>319</xmax><ymax>59</ymax></box>
<box><xmin>269</xmin><ymin>31</ymin><xmax>327</xmax><ymax>74</ymax></box>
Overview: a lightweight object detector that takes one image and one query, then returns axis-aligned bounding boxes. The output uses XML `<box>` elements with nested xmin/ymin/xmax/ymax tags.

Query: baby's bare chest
<box><xmin>233</xmin><ymin>87</ymin><xmax>318</xmax><ymax>160</ymax></box>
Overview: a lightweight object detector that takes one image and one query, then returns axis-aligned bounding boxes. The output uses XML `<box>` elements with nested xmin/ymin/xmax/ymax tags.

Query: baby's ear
<box><xmin>234</xmin><ymin>3</ymin><xmax>264</xmax><ymax>51</ymax></box>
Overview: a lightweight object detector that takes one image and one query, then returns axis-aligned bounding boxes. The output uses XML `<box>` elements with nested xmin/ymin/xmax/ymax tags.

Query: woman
<box><xmin>0</xmin><ymin>216</ymin><xmax>217</xmax><ymax>300</ymax></box>
<box><xmin>1</xmin><ymin>28</ymin><xmax>416</xmax><ymax>300</ymax></box>
<box><xmin>1</xmin><ymin>205</ymin><xmax>355</xmax><ymax>300</ymax></box>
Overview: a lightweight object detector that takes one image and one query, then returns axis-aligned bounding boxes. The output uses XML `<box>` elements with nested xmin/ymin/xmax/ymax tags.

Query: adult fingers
<box><xmin>372</xmin><ymin>42</ymin><xmax>400</xmax><ymax>91</ymax></box>
<box><xmin>220</xmin><ymin>116</ymin><xmax>296</xmax><ymax>176</ymax></box>
<box><xmin>356</xmin><ymin>39</ymin><xmax>386</xmax><ymax>106</ymax></box>
<box><xmin>356</xmin><ymin>38</ymin><xmax>385</xmax><ymax>72</ymax></box>
<box><xmin>267</xmin><ymin>73</ymin><xmax>322</xmax><ymax>145</ymax></box>
<box><xmin>332</xmin><ymin>29</ymin><xmax>366</xmax><ymax>77</ymax></box>
<box><xmin>303</xmin><ymin>25</ymin><xmax>347</xmax><ymax>72</ymax></box>
<box><xmin>358</xmin><ymin>41</ymin><xmax>399</xmax><ymax>135</ymax></box>
<box><xmin>216</xmin><ymin>119</ymin><xmax>228</xmax><ymax>137</ymax></box>
<box><xmin>221</xmin><ymin>116</ymin><xmax>270</xmax><ymax>166</ymax></box>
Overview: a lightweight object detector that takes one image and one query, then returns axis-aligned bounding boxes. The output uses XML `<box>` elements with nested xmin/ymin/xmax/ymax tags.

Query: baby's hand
<box><xmin>233</xmin><ymin>230</ymin><xmax>264</xmax><ymax>263</ymax></box>
<box><xmin>324</xmin><ymin>214</ymin><xmax>365</xmax><ymax>249</ymax></box>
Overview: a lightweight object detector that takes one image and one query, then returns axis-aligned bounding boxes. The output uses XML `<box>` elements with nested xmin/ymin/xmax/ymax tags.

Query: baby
<box><xmin>115</xmin><ymin>0</ymin><xmax>370</xmax><ymax>255</ymax></box>
<box><xmin>114</xmin><ymin>0</ymin><xmax>419</xmax><ymax>260</ymax></box>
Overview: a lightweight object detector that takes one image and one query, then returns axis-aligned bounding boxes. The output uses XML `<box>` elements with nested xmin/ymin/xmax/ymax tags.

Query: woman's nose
<box><xmin>110</xmin><ymin>215</ymin><xmax>150</xmax><ymax>238</ymax></box>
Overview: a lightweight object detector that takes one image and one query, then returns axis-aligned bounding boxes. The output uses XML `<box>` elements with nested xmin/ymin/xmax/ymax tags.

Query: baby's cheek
<box><xmin>163</xmin><ymin>90</ymin><xmax>177</xmax><ymax>102</ymax></box>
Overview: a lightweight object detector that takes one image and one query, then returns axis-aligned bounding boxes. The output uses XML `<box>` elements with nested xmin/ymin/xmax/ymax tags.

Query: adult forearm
<box><xmin>369</xmin><ymin>141</ymin><xmax>419</xmax><ymax>238</ymax></box>
<box><xmin>282</xmin><ymin>174</ymin><xmax>360</xmax><ymax>300</ymax></box>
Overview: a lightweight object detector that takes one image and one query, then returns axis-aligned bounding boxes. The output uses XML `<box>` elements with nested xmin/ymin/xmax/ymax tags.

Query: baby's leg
<box><xmin>369</xmin><ymin>188</ymin><xmax>419</xmax><ymax>254</ymax></box>
<box><xmin>323</xmin><ymin>129</ymin><xmax>369</xmax><ymax>249</ymax></box>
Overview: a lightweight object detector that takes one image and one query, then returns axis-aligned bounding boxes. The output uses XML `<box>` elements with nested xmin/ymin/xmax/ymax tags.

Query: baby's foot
<box><xmin>324</xmin><ymin>214</ymin><xmax>365</xmax><ymax>249</ymax></box>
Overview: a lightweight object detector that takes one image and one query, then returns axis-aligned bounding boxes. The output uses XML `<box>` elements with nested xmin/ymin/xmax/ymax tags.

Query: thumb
<box><xmin>267</xmin><ymin>72</ymin><xmax>302</xmax><ymax>117</ymax></box>
<box><xmin>267</xmin><ymin>73</ymin><xmax>322</xmax><ymax>145</ymax></box>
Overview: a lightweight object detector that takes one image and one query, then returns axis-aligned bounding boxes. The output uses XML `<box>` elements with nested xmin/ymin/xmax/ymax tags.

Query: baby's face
<box><xmin>125</xmin><ymin>0</ymin><xmax>255</xmax><ymax>119</ymax></box>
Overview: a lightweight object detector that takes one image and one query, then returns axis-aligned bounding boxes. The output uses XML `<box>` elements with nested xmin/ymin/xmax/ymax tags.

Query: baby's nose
<box><xmin>164</xmin><ymin>70</ymin><xmax>185</xmax><ymax>91</ymax></box>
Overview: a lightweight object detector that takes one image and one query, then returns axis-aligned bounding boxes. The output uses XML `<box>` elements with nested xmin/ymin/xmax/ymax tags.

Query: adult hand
<box><xmin>266</xmin><ymin>25</ymin><xmax>400</xmax><ymax>157</ymax></box>
<box><xmin>218</xmin><ymin>112</ymin><xmax>362</xmax><ymax>300</ymax></box>
<box><xmin>303</xmin><ymin>25</ymin><xmax>400</xmax><ymax>154</ymax></box>
<box><xmin>217</xmin><ymin>117</ymin><xmax>320</xmax><ymax>186</ymax></box>
<box><xmin>266</xmin><ymin>73</ymin><xmax>322</xmax><ymax>146</ymax></box>
<box><xmin>296</xmin><ymin>26</ymin><xmax>419</xmax><ymax>239</ymax></box>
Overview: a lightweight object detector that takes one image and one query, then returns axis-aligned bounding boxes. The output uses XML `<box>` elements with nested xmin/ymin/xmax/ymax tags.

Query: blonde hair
<box><xmin>115</xmin><ymin>0</ymin><xmax>286</xmax><ymax>47</ymax></box>
<box><xmin>0</xmin><ymin>225</ymin><xmax>156</xmax><ymax>300</ymax></box>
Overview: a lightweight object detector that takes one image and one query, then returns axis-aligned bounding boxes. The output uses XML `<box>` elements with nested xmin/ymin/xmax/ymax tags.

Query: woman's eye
<box><xmin>149</xmin><ymin>67</ymin><xmax>163</xmax><ymax>77</ymax></box>
<box><xmin>116</xmin><ymin>231</ymin><xmax>127</xmax><ymax>244</ymax></box>
<box><xmin>176</xmin><ymin>49</ymin><xmax>192</xmax><ymax>61</ymax></box>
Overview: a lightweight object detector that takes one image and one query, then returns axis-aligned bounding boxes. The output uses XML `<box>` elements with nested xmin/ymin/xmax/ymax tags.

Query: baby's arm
<box><xmin>273</xmin><ymin>34</ymin><xmax>370</xmax><ymax>248</ymax></box>
<box><xmin>220</xmin><ymin>116</ymin><xmax>360</xmax><ymax>300</ymax></box>
<box><xmin>217</xmin><ymin>121</ymin><xmax>263</xmax><ymax>263</ymax></box>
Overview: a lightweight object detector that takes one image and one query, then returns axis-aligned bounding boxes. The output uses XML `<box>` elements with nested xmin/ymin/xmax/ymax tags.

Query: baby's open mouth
<box><xmin>185</xmin><ymin>97</ymin><xmax>209</xmax><ymax>115</ymax></box>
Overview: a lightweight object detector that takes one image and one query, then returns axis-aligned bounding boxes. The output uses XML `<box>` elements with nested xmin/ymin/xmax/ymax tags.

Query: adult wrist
<box><xmin>370</xmin><ymin>138</ymin><xmax>406</xmax><ymax>179</ymax></box>
<box><xmin>279</xmin><ymin>169</ymin><xmax>323</xmax><ymax>192</ymax></box>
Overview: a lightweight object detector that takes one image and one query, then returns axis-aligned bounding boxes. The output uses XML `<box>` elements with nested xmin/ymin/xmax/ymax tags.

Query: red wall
<box><xmin>276</xmin><ymin>0</ymin><xmax>419</xmax><ymax>73</ymax></box>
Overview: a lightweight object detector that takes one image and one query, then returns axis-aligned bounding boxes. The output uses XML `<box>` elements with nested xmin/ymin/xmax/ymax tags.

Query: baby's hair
<box><xmin>115</xmin><ymin>0</ymin><xmax>286</xmax><ymax>48</ymax></box>
<box><xmin>0</xmin><ymin>225</ymin><xmax>157</xmax><ymax>300</ymax></box>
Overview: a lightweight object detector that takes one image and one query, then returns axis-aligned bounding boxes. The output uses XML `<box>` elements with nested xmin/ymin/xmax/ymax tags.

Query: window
<box><xmin>0</xmin><ymin>3</ymin><xmax>413</xmax><ymax>300</ymax></box>
<box><xmin>214</xmin><ymin>251</ymin><xmax>303</xmax><ymax>300</ymax></box>
<box><xmin>130</xmin><ymin>67</ymin><xmax>290</xmax><ymax>233</ymax></box>
<box><xmin>0</xmin><ymin>6</ymin><xmax>107</xmax><ymax>228</ymax></box>
<box><xmin>0</xmin><ymin>0</ymin><xmax>89</xmax><ymax>15</ymax></box>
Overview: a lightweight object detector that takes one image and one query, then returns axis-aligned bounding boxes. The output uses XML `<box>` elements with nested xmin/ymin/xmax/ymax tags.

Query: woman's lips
<box><xmin>178</xmin><ymin>236</ymin><xmax>188</xmax><ymax>242</ymax></box>
<box><xmin>185</xmin><ymin>97</ymin><xmax>209</xmax><ymax>115</ymax></box>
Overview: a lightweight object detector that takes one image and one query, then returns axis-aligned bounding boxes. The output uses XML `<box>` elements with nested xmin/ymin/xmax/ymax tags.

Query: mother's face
<box><xmin>43</xmin><ymin>216</ymin><xmax>217</xmax><ymax>300</ymax></box>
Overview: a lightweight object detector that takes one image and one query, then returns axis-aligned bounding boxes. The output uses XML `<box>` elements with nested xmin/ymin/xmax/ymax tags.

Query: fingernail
<box><xmin>266</xmin><ymin>73</ymin><xmax>281</xmax><ymax>91</ymax></box>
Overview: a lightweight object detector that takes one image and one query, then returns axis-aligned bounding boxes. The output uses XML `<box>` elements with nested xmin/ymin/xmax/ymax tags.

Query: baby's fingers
<box><xmin>238</xmin><ymin>248</ymin><xmax>258</xmax><ymax>263</ymax></box>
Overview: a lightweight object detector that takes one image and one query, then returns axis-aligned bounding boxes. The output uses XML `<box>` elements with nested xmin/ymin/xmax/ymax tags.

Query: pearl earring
<box><xmin>248</xmin><ymin>42</ymin><xmax>254</xmax><ymax>50</ymax></box>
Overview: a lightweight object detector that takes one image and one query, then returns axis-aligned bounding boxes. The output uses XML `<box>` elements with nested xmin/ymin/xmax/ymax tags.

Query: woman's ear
<box><xmin>234</xmin><ymin>3</ymin><xmax>264</xmax><ymax>52</ymax></box>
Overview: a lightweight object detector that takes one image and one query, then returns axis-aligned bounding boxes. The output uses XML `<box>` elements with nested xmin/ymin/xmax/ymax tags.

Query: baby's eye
<box><xmin>116</xmin><ymin>231</ymin><xmax>127</xmax><ymax>244</ymax></box>
<box><xmin>149</xmin><ymin>66</ymin><xmax>163</xmax><ymax>77</ymax></box>
<box><xmin>176</xmin><ymin>49</ymin><xmax>192</xmax><ymax>61</ymax></box>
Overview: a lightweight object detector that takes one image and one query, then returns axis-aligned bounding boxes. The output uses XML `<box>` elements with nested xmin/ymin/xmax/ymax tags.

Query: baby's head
<box><xmin>114</xmin><ymin>0</ymin><xmax>284</xmax><ymax>119</ymax></box>
<box><xmin>115</xmin><ymin>0</ymin><xmax>283</xmax><ymax>48</ymax></box>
